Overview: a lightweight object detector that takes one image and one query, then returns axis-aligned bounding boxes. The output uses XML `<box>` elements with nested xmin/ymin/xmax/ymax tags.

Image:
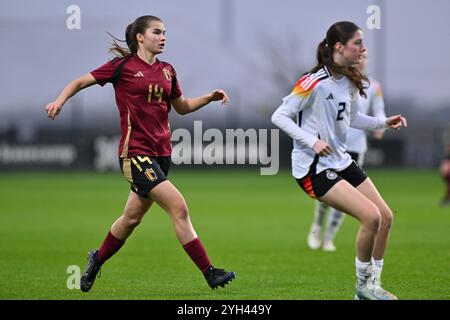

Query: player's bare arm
<box><xmin>45</xmin><ymin>73</ymin><xmax>97</xmax><ymax>120</ymax></box>
<box><xmin>171</xmin><ymin>89</ymin><xmax>229</xmax><ymax>115</ymax></box>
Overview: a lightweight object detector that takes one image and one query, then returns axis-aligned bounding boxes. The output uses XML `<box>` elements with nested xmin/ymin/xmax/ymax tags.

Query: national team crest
<box><xmin>348</xmin><ymin>87</ymin><xmax>356</xmax><ymax>101</ymax></box>
<box><xmin>162</xmin><ymin>68</ymin><xmax>172</xmax><ymax>81</ymax></box>
<box><xmin>326</xmin><ymin>170</ymin><xmax>338</xmax><ymax>180</ymax></box>
<box><xmin>144</xmin><ymin>168</ymin><xmax>158</xmax><ymax>181</ymax></box>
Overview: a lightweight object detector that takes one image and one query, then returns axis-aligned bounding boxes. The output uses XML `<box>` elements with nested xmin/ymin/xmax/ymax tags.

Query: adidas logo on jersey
<box><xmin>326</xmin><ymin>93</ymin><xmax>334</xmax><ymax>100</ymax></box>
<box><xmin>134</xmin><ymin>71</ymin><xmax>144</xmax><ymax>77</ymax></box>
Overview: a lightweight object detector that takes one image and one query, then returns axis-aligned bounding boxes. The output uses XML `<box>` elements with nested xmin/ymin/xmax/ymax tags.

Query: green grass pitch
<box><xmin>0</xmin><ymin>169</ymin><xmax>449</xmax><ymax>299</ymax></box>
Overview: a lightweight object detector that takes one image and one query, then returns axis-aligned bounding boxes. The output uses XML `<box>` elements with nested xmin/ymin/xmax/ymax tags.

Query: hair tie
<box><xmin>324</xmin><ymin>38</ymin><xmax>329</xmax><ymax>48</ymax></box>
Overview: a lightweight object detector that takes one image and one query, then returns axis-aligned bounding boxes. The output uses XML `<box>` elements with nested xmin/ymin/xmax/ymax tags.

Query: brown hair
<box><xmin>108</xmin><ymin>15</ymin><xmax>163</xmax><ymax>58</ymax></box>
<box><xmin>311</xmin><ymin>21</ymin><xmax>368</xmax><ymax>98</ymax></box>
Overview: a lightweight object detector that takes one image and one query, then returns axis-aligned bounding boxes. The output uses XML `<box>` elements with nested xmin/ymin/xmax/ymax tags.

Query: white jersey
<box><xmin>271</xmin><ymin>66</ymin><xmax>387</xmax><ymax>179</ymax></box>
<box><xmin>346</xmin><ymin>78</ymin><xmax>386</xmax><ymax>154</ymax></box>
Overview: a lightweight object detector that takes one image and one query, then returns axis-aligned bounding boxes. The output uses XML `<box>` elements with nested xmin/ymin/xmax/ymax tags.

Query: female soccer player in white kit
<box><xmin>271</xmin><ymin>22</ymin><xmax>407</xmax><ymax>300</ymax></box>
<box><xmin>307</xmin><ymin>51</ymin><xmax>387</xmax><ymax>253</ymax></box>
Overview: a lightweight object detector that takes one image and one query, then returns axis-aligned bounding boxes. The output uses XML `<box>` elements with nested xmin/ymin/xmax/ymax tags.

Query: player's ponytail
<box><xmin>317</xmin><ymin>38</ymin><xmax>332</xmax><ymax>66</ymax></box>
<box><xmin>311</xmin><ymin>21</ymin><xmax>369</xmax><ymax>98</ymax></box>
<box><xmin>108</xmin><ymin>15</ymin><xmax>163</xmax><ymax>58</ymax></box>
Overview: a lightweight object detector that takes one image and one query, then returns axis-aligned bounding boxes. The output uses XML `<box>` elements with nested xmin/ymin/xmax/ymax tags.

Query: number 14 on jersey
<box><xmin>148</xmin><ymin>84</ymin><xmax>163</xmax><ymax>103</ymax></box>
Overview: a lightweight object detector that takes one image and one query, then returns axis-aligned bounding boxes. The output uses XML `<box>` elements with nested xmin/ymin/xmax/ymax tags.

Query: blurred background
<box><xmin>0</xmin><ymin>0</ymin><xmax>449</xmax><ymax>171</ymax></box>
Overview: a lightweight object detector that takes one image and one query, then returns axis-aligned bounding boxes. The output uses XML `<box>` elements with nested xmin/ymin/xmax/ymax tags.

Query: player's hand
<box><xmin>209</xmin><ymin>89</ymin><xmax>229</xmax><ymax>105</ymax></box>
<box><xmin>45</xmin><ymin>102</ymin><xmax>63</xmax><ymax>120</ymax></box>
<box><xmin>386</xmin><ymin>114</ymin><xmax>407</xmax><ymax>130</ymax></box>
<box><xmin>313</xmin><ymin>140</ymin><xmax>332</xmax><ymax>157</ymax></box>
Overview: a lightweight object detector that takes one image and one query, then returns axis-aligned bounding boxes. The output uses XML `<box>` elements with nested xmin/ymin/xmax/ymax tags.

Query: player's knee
<box><xmin>380</xmin><ymin>207</ymin><xmax>393</xmax><ymax>229</ymax></box>
<box><xmin>123</xmin><ymin>215</ymin><xmax>142</xmax><ymax>228</ymax></box>
<box><xmin>171</xmin><ymin>200</ymin><xmax>189</xmax><ymax>221</ymax></box>
<box><xmin>362</xmin><ymin>205</ymin><xmax>381</xmax><ymax>233</ymax></box>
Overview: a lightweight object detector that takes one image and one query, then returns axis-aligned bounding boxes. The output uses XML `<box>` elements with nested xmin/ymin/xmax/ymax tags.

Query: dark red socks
<box><xmin>96</xmin><ymin>233</ymin><xmax>212</xmax><ymax>273</ymax></box>
<box><xmin>183</xmin><ymin>238</ymin><xmax>212</xmax><ymax>274</ymax></box>
<box><xmin>96</xmin><ymin>231</ymin><xmax>125</xmax><ymax>264</ymax></box>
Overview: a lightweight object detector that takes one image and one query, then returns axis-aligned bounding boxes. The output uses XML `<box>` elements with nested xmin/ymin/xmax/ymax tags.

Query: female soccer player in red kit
<box><xmin>45</xmin><ymin>15</ymin><xmax>235</xmax><ymax>292</ymax></box>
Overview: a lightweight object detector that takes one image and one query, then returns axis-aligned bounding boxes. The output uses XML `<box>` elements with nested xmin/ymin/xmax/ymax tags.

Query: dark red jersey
<box><xmin>91</xmin><ymin>54</ymin><xmax>182</xmax><ymax>157</ymax></box>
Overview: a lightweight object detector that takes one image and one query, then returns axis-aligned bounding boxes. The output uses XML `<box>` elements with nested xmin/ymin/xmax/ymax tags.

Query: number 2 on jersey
<box><xmin>336</xmin><ymin>102</ymin><xmax>346</xmax><ymax>121</ymax></box>
<box><xmin>148</xmin><ymin>84</ymin><xmax>164</xmax><ymax>103</ymax></box>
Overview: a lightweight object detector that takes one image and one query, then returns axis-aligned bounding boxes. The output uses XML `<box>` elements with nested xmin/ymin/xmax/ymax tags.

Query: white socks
<box><xmin>372</xmin><ymin>258</ymin><xmax>384</xmax><ymax>269</ymax></box>
<box><xmin>324</xmin><ymin>208</ymin><xmax>345</xmax><ymax>242</ymax></box>
<box><xmin>355</xmin><ymin>258</ymin><xmax>372</xmax><ymax>287</ymax></box>
<box><xmin>313</xmin><ymin>201</ymin><xmax>329</xmax><ymax>227</ymax></box>
<box><xmin>372</xmin><ymin>258</ymin><xmax>384</xmax><ymax>286</ymax></box>
<box><xmin>356</xmin><ymin>257</ymin><xmax>384</xmax><ymax>287</ymax></box>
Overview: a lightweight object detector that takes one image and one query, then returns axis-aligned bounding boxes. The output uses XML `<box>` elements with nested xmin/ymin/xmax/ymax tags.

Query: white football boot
<box><xmin>322</xmin><ymin>239</ymin><xmax>336</xmax><ymax>252</ymax></box>
<box><xmin>307</xmin><ymin>224</ymin><xmax>322</xmax><ymax>250</ymax></box>
<box><xmin>354</xmin><ymin>265</ymin><xmax>398</xmax><ymax>300</ymax></box>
